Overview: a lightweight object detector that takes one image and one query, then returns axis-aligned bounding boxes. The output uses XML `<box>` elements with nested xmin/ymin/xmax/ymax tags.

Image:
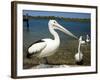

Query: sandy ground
<box><xmin>32</xmin><ymin>64</ymin><xmax>72</xmax><ymax>69</ymax></box>
<box><xmin>23</xmin><ymin>40</ymin><xmax>91</xmax><ymax>69</ymax></box>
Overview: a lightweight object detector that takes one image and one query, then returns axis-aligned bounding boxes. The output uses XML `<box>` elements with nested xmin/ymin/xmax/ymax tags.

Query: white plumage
<box><xmin>75</xmin><ymin>36</ymin><xmax>83</xmax><ymax>64</ymax></box>
<box><xmin>38</xmin><ymin>39</ymin><xmax>59</xmax><ymax>57</ymax></box>
<box><xmin>28</xmin><ymin>41</ymin><xmax>47</xmax><ymax>54</ymax></box>
<box><xmin>75</xmin><ymin>52</ymin><xmax>83</xmax><ymax>62</ymax></box>
<box><xmin>81</xmin><ymin>40</ymin><xmax>85</xmax><ymax>45</ymax></box>
<box><xmin>27</xmin><ymin>20</ymin><xmax>77</xmax><ymax>61</ymax></box>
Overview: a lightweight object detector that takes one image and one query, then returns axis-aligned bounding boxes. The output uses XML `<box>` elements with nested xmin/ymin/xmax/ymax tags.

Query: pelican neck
<box><xmin>78</xmin><ymin>41</ymin><xmax>81</xmax><ymax>53</ymax></box>
<box><xmin>49</xmin><ymin>26</ymin><xmax>60</xmax><ymax>43</ymax></box>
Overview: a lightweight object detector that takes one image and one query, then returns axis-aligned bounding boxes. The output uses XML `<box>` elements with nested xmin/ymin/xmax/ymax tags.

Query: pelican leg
<box><xmin>43</xmin><ymin>57</ymin><xmax>49</xmax><ymax>64</ymax></box>
<box><xmin>38</xmin><ymin>57</ymin><xmax>49</xmax><ymax>64</ymax></box>
<box><xmin>76</xmin><ymin>60</ymin><xmax>83</xmax><ymax>65</ymax></box>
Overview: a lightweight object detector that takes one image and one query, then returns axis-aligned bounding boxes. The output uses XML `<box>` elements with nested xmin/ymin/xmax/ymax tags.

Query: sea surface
<box><xmin>23</xmin><ymin>18</ymin><xmax>90</xmax><ymax>47</ymax></box>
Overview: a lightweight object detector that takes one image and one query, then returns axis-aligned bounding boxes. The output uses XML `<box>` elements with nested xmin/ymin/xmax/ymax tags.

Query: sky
<box><xmin>23</xmin><ymin>10</ymin><xmax>90</xmax><ymax>19</ymax></box>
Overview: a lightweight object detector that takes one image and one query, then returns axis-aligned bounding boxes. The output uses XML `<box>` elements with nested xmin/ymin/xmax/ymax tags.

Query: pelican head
<box><xmin>48</xmin><ymin>20</ymin><xmax>78</xmax><ymax>39</ymax></box>
<box><xmin>79</xmin><ymin>36</ymin><xmax>85</xmax><ymax>44</ymax></box>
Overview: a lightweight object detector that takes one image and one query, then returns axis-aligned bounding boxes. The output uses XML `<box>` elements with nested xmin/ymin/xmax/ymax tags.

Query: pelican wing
<box><xmin>28</xmin><ymin>41</ymin><xmax>47</xmax><ymax>54</ymax></box>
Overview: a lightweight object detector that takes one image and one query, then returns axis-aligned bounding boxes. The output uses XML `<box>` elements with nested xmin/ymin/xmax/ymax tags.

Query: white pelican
<box><xmin>27</xmin><ymin>20</ymin><xmax>77</xmax><ymax>64</ymax></box>
<box><xmin>86</xmin><ymin>34</ymin><xmax>90</xmax><ymax>43</ymax></box>
<box><xmin>75</xmin><ymin>36</ymin><xmax>83</xmax><ymax>65</ymax></box>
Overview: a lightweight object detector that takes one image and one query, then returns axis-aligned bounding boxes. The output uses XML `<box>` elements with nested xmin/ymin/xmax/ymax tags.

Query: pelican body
<box><xmin>27</xmin><ymin>20</ymin><xmax>77</xmax><ymax>60</ymax></box>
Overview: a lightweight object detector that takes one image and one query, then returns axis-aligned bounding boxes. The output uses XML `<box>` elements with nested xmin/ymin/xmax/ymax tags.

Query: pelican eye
<box><xmin>52</xmin><ymin>22</ymin><xmax>56</xmax><ymax>27</ymax></box>
<box><xmin>54</xmin><ymin>21</ymin><xmax>56</xmax><ymax>23</ymax></box>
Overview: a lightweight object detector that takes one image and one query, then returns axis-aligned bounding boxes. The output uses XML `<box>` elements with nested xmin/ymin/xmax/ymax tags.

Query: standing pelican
<box><xmin>75</xmin><ymin>36</ymin><xmax>83</xmax><ymax>65</ymax></box>
<box><xmin>27</xmin><ymin>20</ymin><xmax>77</xmax><ymax>64</ymax></box>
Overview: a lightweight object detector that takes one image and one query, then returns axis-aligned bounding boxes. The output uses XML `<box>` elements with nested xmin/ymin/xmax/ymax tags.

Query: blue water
<box><xmin>23</xmin><ymin>18</ymin><xmax>90</xmax><ymax>41</ymax></box>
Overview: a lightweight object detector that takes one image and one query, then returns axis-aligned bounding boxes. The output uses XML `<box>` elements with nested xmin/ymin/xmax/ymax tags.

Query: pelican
<box><xmin>75</xmin><ymin>36</ymin><xmax>83</xmax><ymax>65</ymax></box>
<box><xmin>27</xmin><ymin>20</ymin><xmax>77</xmax><ymax>64</ymax></box>
<box><xmin>86</xmin><ymin>34</ymin><xmax>90</xmax><ymax>43</ymax></box>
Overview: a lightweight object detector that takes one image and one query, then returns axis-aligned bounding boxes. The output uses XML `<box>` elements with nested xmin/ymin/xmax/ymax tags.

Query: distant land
<box><xmin>23</xmin><ymin>15</ymin><xmax>90</xmax><ymax>22</ymax></box>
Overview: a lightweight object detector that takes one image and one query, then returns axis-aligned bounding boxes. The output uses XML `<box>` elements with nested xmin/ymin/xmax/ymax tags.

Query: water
<box><xmin>23</xmin><ymin>18</ymin><xmax>90</xmax><ymax>45</ymax></box>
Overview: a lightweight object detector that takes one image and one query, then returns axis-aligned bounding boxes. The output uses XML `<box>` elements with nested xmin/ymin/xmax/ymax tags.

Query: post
<box><xmin>26</xmin><ymin>13</ymin><xmax>29</xmax><ymax>31</ymax></box>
